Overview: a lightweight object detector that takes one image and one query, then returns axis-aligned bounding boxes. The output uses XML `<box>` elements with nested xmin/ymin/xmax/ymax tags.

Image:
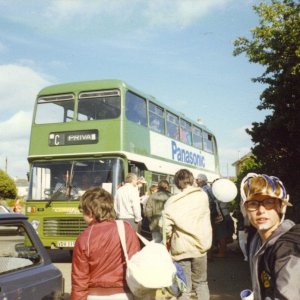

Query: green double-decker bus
<box><xmin>26</xmin><ymin>79</ymin><xmax>220</xmax><ymax>249</ymax></box>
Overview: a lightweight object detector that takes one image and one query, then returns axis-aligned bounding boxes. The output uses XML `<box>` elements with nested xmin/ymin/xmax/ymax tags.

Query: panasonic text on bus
<box><xmin>171</xmin><ymin>141</ymin><xmax>205</xmax><ymax>168</ymax></box>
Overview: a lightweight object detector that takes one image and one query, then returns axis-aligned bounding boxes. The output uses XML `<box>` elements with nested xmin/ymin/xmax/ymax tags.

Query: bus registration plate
<box><xmin>57</xmin><ymin>240</ymin><xmax>75</xmax><ymax>247</ymax></box>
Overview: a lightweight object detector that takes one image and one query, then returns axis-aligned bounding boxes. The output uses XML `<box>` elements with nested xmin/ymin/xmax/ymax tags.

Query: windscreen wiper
<box><xmin>45</xmin><ymin>184</ymin><xmax>65</xmax><ymax>208</ymax></box>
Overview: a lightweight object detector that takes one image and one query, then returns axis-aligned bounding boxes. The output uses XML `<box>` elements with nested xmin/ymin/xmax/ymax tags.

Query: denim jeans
<box><xmin>177</xmin><ymin>255</ymin><xmax>210</xmax><ymax>300</ymax></box>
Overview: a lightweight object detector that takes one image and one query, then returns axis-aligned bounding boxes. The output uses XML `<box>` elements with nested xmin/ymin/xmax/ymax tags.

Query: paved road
<box><xmin>49</xmin><ymin>241</ymin><xmax>251</xmax><ymax>299</ymax></box>
<box><xmin>208</xmin><ymin>247</ymin><xmax>251</xmax><ymax>300</ymax></box>
<box><xmin>49</xmin><ymin>249</ymin><xmax>72</xmax><ymax>298</ymax></box>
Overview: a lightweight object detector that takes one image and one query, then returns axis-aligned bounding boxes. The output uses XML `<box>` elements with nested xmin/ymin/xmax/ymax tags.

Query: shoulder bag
<box><xmin>116</xmin><ymin>220</ymin><xmax>176</xmax><ymax>298</ymax></box>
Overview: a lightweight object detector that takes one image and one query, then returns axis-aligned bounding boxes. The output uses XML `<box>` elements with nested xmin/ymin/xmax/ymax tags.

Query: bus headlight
<box><xmin>31</xmin><ymin>220</ymin><xmax>40</xmax><ymax>231</ymax></box>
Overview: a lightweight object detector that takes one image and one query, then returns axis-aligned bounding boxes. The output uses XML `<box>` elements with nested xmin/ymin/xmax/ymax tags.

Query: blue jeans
<box><xmin>177</xmin><ymin>255</ymin><xmax>210</xmax><ymax>300</ymax></box>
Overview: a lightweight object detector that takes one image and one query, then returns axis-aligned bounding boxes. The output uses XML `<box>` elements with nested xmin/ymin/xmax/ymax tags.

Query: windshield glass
<box><xmin>28</xmin><ymin>158</ymin><xmax>124</xmax><ymax>200</ymax></box>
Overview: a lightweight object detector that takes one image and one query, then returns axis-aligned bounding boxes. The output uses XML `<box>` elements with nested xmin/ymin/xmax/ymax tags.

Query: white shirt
<box><xmin>114</xmin><ymin>183</ymin><xmax>142</xmax><ymax>222</ymax></box>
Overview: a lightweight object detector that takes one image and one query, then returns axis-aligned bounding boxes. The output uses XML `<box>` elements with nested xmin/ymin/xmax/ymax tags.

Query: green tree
<box><xmin>0</xmin><ymin>170</ymin><xmax>17</xmax><ymax>199</ymax></box>
<box><xmin>233</xmin><ymin>0</ymin><xmax>300</xmax><ymax>220</ymax></box>
<box><xmin>232</xmin><ymin>157</ymin><xmax>262</xmax><ymax>210</ymax></box>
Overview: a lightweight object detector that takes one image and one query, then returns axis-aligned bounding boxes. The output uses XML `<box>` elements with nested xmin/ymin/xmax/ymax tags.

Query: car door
<box><xmin>0</xmin><ymin>217</ymin><xmax>64</xmax><ymax>299</ymax></box>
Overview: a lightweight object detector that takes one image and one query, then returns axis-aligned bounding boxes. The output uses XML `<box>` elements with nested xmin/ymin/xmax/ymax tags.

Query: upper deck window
<box><xmin>180</xmin><ymin>119</ymin><xmax>192</xmax><ymax>145</ymax></box>
<box><xmin>35</xmin><ymin>94</ymin><xmax>74</xmax><ymax>124</ymax></box>
<box><xmin>203</xmin><ymin>131</ymin><xmax>214</xmax><ymax>153</ymax></box>
<box><xmin>166</xmin><ymin>111</ymin><xmax>179</xmax><ymax>140</ymax></box>
<box><xmin>149</xmin><ymin>102</ymin><xmax>165</xmax><ymax>134</ymax></box>
<box><xmin>192</xmin><ymin>126</ymin><xmax>203</xmax><ymax>149</ymax></box>
<box><xmin>78</xmin><ymin>89</ymin><xmax>121</xmax><ymax>121</ymax></box>
<box><xmin>125</xmin><ymin>91</ymin><xmax>147</xmax><ymax>126</ymax></box>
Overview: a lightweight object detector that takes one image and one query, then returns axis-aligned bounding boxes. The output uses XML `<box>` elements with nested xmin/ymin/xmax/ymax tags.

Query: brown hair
<box><xmin>79</xmin><ymin>188</ymin><xmax>116</xmax><ymax>222</ymax></box>
<box><xmin>158</xmin><ymin>180</ymin><xmax>169</xmax><ymax>191</ymax></box>
<box><xmin>149</xmin><ymin>184</ymin><xmax>158</xmax><ymax>194</ymax></box>
<box><xmin>174</xmin><ymin>169</ymin><xmax>194</xmax><ymax>190</ymax></box>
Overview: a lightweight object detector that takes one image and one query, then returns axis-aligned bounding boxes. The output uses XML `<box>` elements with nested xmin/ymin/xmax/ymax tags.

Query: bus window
<box><xmin>166</xmin><ymin>111</ymin><xmax>179</xmax><ymax>140</ymax></box>
<box><xmin>78</xmin><ymin>90</ymin><xmax>121</xmax><ymax>121</ymax></box>
<box><xmin>126</xmin><ymin>91</ymin><xmax>147</xmax><ymax>126</ymax></box>
<box><xmin>180</xmin><ymin>119</ymin><xmax>192</xmax><ymax>145</ymax></box>
<box><xmin>149</xmin><ymin>102</ymin><xmax>165</xmax><ymax>134</ymax></box>
<box><xmin>203</xmin><ymin>131</ymin><xmax>214</xmax><ymax>153</ymax></box>
<box><xmin>151</xmin><ymin>173</ymin><xmax>159</xmax><ymax>184</ymax></box>
<box><xmin>35</xmin><ymin>94</ymin><xmax>75</xmax><ymax>124</ymax></box>
<box><xmin>192</xmin><ymin>126</ymin><xmax>203</xmax><ymax>149</ymax></box>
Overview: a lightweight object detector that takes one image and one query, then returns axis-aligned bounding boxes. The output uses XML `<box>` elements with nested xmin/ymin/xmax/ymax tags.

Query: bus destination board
<box><xmin>49</xmin><ymin>130</ymin><xmax>98</xmax><ymax>146</ymax></box>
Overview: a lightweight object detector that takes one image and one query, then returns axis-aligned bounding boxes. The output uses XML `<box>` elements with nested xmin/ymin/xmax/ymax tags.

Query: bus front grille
<box><xmin>43</xmin><ymin>218</ymin><xmax>87</xmax><ymax>236</ymax></box>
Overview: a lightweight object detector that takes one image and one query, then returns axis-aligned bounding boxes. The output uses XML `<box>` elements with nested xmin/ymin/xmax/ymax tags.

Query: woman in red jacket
<box><xmin>71</xmin><ymin>187</ymin><xmax>141</xmax><ymax>300</ymax></box>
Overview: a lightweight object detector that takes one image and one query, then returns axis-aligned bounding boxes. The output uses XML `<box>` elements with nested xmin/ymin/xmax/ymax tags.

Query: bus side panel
<box><xmin>123</xmin><ymin>122</ymin><xmax>151</xmax><ymax>156</ymax></box>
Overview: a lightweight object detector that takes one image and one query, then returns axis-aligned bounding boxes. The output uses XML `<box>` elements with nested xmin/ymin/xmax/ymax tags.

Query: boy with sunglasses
<box><xmin>240</xmin><ymin>173</ymin><xmax>300</xmax><ymax>300</ymax></box>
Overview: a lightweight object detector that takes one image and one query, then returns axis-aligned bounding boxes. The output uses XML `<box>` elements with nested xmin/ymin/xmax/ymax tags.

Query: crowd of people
<box><xmin>70</xmin><ymin>170</ymin><xmax>300</xmax><ymax>300</ymax></box>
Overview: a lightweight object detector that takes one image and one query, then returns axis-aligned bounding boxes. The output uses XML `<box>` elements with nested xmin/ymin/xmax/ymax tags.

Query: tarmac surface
<box><xmin>207</xmin><ymin>242</ymin><xmax>251</xmax><ymax>300</ymax></box>
<box><xmin>155</xmin><ymin>241</ymin><xmax>251</xmax><ymax>300</ymax></box>
<box><xmin>51</xmin><ymin>240</ymin><xmax>251</xmax><ymax>299</ymax></box>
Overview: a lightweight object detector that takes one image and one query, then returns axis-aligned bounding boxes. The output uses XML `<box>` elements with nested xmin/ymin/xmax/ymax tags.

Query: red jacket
<box><xmin>71</xmin><ymin>220</ymin><xmax>141</xmax><ymax>300</ymax></box>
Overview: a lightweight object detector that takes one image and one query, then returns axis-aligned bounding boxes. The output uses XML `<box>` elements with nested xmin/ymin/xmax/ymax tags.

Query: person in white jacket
<box><xmin>114</xmin><ymin>173</ymin><xmax>142</xmax><ymax>232</ymax></box>
<box><xmin>161</xmin><ymin>169</ymin><xmax>212</xmax><ymax>300</ymax></box>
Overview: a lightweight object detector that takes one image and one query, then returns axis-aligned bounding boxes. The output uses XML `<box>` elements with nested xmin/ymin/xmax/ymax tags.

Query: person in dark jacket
<box><xmin>196</xmin><ymin>174</ymin><xmax>234</xmax><ymax>258</ymax></box>
<box><xmin>240</xmin><ymin>173</ymin><xmax>300</xmax><ymax>300</ymax></box>
<box><xmin>71</xmin><ymin>188</ymin><xmax>141</xmax><ymax>300</ymax></box>
<box><xmin>144</xmin><ymin>179</ymin><xmax>172</xmax><ymax>242</ymax></box>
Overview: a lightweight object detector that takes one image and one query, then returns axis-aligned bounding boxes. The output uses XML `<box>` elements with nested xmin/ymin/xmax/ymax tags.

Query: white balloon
<box><xmin>212</xmin><ymin>178</ymin><xmax>237</xmax><ymax>202</ymax></box>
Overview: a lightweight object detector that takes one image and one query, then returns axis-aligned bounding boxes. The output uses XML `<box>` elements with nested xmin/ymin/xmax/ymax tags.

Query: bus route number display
<box><xmin>49</xmin><ymin>130</ymin><xmax>98</xmax><ymax>146</ymax></box>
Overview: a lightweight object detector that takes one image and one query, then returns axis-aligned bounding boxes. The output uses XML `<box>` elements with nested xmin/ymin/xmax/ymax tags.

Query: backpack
<box><xmin>163</xmin><ymin>261</ymin><xmax>187</xmax><ymax>297</ymax></box>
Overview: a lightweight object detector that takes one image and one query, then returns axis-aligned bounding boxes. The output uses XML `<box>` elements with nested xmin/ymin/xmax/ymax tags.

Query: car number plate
<box><xmin>57</xmin><ymin>240</ymin><xmax>75</xmax><ymax>247</ymax></box>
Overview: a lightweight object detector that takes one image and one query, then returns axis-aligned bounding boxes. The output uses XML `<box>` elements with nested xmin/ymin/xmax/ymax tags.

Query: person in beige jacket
<box><xmin>161</xmin><ymin>169</ymin><xmax>212</xmax><ymax>300</ymax></box>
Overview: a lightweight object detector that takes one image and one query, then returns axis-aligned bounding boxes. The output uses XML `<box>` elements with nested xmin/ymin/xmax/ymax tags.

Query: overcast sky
<box><xmin>0</xmin><ymin>0</ymin><xmax>269</xmax><ymax>179</ymax></box>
